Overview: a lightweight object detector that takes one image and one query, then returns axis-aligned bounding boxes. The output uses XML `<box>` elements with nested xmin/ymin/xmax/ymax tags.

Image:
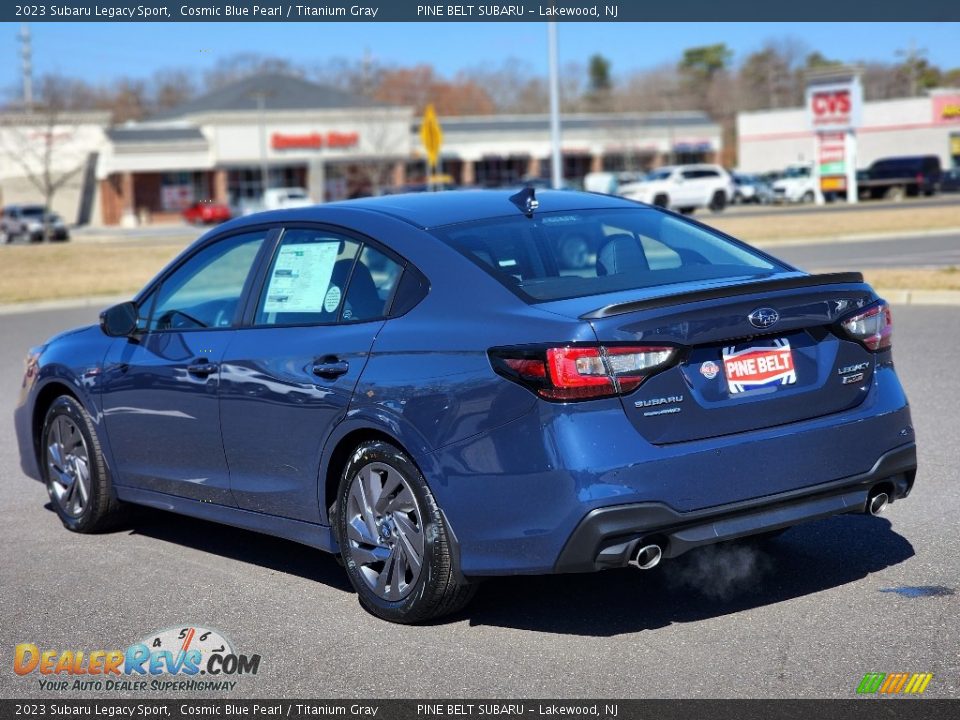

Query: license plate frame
<box><xmin>722</xmin><ymin>338</ymin><xmax>797</xmax><ymax>394</ymax></box>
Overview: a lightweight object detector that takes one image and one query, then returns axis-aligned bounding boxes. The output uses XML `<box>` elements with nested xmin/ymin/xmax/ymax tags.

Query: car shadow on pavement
<box><xmin>87</xmin><ymin>504</ymin><xmax>353</xmax><ymax>593</ymax></box>
<box><xmin>461</xmin><ymin>514</ymin><xmax>915</xmax><ymax>636</ymax></box>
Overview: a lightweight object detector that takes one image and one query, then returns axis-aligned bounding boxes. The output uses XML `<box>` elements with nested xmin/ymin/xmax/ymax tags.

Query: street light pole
<box><xmin>547</xmin><ymin>21</ymin><xmax>563</xmax><ymax>190</ymax></box>
<box><xmin>255</xmin><ymin>91</ymin><xmax>269</xmax><ymax>197</ymax></box>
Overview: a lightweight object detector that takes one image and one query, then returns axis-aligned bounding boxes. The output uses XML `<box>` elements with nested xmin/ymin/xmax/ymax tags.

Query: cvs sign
<box><xmin>806</xmin><ymin>78</ymin><xmax>862</xmax><ymax>131</ymax></box>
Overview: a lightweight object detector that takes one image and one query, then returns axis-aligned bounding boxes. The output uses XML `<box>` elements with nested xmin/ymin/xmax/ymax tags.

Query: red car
<box><xmin>182</xmin><ymin>202</ymin><xmax>231</xmax><ymax>225</ymax></box>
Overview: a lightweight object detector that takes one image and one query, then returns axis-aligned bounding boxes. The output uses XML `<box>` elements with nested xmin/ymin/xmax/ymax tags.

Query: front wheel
<box><xmin>334</xmin><ymin>440</ymin><xmax>476</xmax><ymax>623</ymax></box>
<box><xmin>42</xmin><ymin>395</ymin><xmax>125</xmax><ymax>533</ymax></box>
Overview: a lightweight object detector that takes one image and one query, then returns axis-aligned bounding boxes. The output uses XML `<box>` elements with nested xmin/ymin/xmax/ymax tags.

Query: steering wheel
<box><xmin>156</xmin><ymin>309</ymin><xmax>208</xmax><ymax>330</ymax></box>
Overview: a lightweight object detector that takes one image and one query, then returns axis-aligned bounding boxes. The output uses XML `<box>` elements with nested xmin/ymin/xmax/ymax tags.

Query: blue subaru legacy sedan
<box><xmin>14</xmin><ymin>190</ymin><xmax>916</xmax><ymax>623</ymax></box>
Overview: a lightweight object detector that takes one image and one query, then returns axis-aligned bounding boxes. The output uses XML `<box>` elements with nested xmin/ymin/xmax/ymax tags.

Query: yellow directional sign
<box><xmin>420</xmin><ymin>103</ymin><xmax>443</xmax><ymax>169</ymax></box>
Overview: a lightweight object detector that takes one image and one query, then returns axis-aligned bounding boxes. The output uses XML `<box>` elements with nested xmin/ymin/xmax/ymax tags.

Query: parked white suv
<box><xmin>618</xmin><ymin>164</ymin><xmax>734</xmax><ymax>214</ymax></box>
<box><xmin>772</xmin><ymin>163</ymin><xmax>816</xmax><ymax>203</ymax></box>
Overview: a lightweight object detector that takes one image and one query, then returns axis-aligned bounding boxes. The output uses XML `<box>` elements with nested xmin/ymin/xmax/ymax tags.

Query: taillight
<box><xmin>839</xmin><ymin>301</ymin><xmax>893</xmax><ymax>351</ymax></box>
<box><xmin>491</xmin><ymin>344</ymin><xmax>680</xmax><ymax>401</ymax></box>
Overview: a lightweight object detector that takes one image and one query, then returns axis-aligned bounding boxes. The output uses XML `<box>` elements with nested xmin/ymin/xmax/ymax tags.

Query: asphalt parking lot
<box><xmin>1</xmin><ymin>303</ymin><xmax>957</xmax><ymax>699</ymax></box>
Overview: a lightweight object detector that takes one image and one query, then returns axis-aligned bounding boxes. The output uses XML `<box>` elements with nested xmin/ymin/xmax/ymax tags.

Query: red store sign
<box><xmin>271</xmin><ymin>132</ymin><xmax>359</xmax><ymax>150</ymax></box>
<box><xmin>806</xmin><ymin>79</ymin><xmax>862</xmax><ymax>132</ymax></box>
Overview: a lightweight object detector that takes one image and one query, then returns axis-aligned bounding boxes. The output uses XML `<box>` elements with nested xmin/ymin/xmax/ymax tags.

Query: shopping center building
<box><xmin>737</xmin><ymin>89</ymin><xmax>960</xmax><ymax>173</ymax></box>
<box><xmin>0</xmin><ymin>73</ymin><xmax>722</xmax><ymax>226</ymax></box>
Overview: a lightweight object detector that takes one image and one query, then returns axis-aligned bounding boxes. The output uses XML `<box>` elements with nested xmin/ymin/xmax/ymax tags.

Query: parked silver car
<box><xmin>0</xmin><ymin>205</ymin><xmax>70</xmax><ymax>243</ymax></box>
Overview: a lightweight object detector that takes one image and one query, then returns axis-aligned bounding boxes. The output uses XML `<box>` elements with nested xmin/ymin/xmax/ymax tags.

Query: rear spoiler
<box><xmin>580</xmin><ymin>272</ymin><xmax>866</xmax><ymax>319</ymax></box>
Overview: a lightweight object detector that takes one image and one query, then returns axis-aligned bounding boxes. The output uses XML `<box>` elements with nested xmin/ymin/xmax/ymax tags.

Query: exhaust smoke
<box><xmin>668</xmin><ymin>541</ymin><xmax>773</xmax><ymax>600</ymax></box>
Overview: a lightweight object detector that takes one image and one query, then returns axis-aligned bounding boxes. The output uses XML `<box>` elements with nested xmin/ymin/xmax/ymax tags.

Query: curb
<box><xmin>750</xmin><ymin>226</ymin><xmax>960</xmax><ymax>249</ymax></box>
<box><xmin>0</xmin><ymin>294</ymin><xmax>127</xmax><ymax>317</ymax></box>
<box><xmin>876</xmin><ymin>289</ymin><xmax>960</xmax><ymax>306</ymax></box>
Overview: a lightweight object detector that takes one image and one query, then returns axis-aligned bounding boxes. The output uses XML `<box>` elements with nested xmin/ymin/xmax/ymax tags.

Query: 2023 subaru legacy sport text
<box><xmin>14</xmin><ymin>190</ymin><xmax>917</xmax><ymax>623</ymax></box>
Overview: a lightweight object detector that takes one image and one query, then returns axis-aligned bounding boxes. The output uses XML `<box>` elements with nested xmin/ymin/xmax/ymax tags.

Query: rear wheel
<box><xmin>886</xmin><ymin>185</ymin><xmax>905</xmax><ymax>202</ymax></box>
<box><xmin>334</xmin><ymin>440</ymin><xmax>475</xmax><ymax>623</ymax></box>
<box><xmin>42</xmin><ymin>396</ymin><xmax>125</xmax><ymax>533</ymax></box>
<box><xmin>708</xmin><ymin>190</ymin><xmax>727</xmax><ymax>213</ymax></box>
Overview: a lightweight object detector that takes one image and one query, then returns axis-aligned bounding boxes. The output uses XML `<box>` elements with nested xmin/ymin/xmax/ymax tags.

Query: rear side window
<box><xmin>429</xmin><ymin>208</ymin><xmax>784</xmax><ymax>302</ymax></box>
<box><xmin>255</xmin><ymin>229</ymin><xmax>408</xmax><ymax>326</ymax></box>
<box><xmin>256</xmin><ymin>229</ymin><xmax>361</xmax><ymax>326</ymax></box>
<box><xmin>342</xmin><ymin>246</ymin><xmax>402</xmax><ymax>323</ymax></box>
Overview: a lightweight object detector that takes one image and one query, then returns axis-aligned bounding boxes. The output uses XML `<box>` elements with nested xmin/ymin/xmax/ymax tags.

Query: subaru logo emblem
<box><xmin>748</xmin><ymin>307</ymin><xmax>779</xmax><ymax>329</ymax></box>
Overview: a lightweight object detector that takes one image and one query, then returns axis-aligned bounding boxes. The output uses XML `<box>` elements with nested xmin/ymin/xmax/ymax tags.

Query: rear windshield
<box><xmin>430</xmin><ymin>208</ymin><xmax>785</xmax><ymax>302</ymax></box>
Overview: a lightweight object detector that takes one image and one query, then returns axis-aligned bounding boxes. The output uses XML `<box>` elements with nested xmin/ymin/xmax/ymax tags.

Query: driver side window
<box><xmin>146</xmin><ymin>231</ymin><xmax>266</xmax><ymax>331</ymax></box>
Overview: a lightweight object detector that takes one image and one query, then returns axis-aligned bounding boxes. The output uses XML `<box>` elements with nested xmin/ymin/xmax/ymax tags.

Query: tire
<box><xmin>708</xmin><ymin>190</ymin><xmax>727</xmax><ymax>213</ymax></box>
<box><xmin>886</xmin><ymin>185</ymin><xmax>905</xmax><ymax>202</ymax></box>
<box><xmin>652</xmin><ymin>194</ymin><xmax>669</xmax><ymax>208</ymax></box>
<box><xmin>801</xmin><ymin>190</ymin><xmax>815</xmax><ymax>204</ymax></box>
<box><xmin>334</xmin><ymin>440</ymin><xmax>476</xmax><ymax>623</ymax></box>
<box><xmin>41</xmin><ymin>395</ymin><xmax>125</xmax><ymax>533</ymax></box>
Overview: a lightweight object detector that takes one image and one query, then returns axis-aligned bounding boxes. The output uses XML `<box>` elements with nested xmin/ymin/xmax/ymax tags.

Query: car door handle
<box><xmin>187</xmin><ymin>359</ymin><xmax>219</xmax><ymax>377</ymax></box>
<box><xmin>312</xmin><ymin>359</ymin><xmax>349</xmax><ymax>379</ymax></box>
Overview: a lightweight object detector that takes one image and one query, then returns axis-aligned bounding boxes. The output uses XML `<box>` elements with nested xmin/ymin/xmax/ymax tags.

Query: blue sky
<box><xmin>2</xmin><ymin>22</ymin><xmax>959</xmax><ymax>90</ymax></box>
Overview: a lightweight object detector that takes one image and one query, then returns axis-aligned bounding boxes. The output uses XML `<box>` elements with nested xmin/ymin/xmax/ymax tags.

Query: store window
<box><xmin>160</xmin><ymin>171</ymin><xmax>210</xmax><ymax>211</ymax></box>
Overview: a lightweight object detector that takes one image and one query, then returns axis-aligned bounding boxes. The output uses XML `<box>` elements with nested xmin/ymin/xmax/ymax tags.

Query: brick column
<box><xmin>461</xmin><ymin>160</ymin><xmax>476</xmax><ymax>185</ymax></box>
<box><xmin>213</xmin><ymin>169</ymin><xmax>229</xmax><ymax>203</ymax></box>
<box><xmin>391</xmin><ymin>161</ymin><xmax>406</xmax><ymax>188</ymax></box>
<box><xmin>120</xmin><ymin>172</ymin><xmax>138</xmax><ymax>227</ymax></box>
<box><xmin>526</xmin><ymin>156</ymin><xmax>541</xmax><ymax>179</ymax></box>
<box><xmin>591</xmin><ymin>153</ymin><xmax>604</xmax><ymax>173</ymax></box>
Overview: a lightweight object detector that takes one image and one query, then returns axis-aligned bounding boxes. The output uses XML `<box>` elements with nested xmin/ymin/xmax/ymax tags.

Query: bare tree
<box><xmin>0</xmin><ymin>75</ymin><xmax>99</xmax><ymax>238</ymax></box>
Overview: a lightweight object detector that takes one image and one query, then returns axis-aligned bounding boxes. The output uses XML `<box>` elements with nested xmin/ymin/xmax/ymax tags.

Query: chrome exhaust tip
<box><xmin>868</xmin><ymin>492</ymin><xmax>889</xmax><ymax>516</ymax></box>
<box><xmin>630</xmin><ymin>543</ymin><xmax>663</xmax><ymax>570</ymax></box>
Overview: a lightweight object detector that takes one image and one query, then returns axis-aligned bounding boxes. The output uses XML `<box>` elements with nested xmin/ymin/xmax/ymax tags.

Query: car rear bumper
<box><xmin>554</xmin><ymin>442</ymin><xmax>916</xmax><ymax>573</ymax></box>
<box><xmin>430</xmin><ymin>365</ymin><xmax>915</xmax><ymax>576</ymax></box>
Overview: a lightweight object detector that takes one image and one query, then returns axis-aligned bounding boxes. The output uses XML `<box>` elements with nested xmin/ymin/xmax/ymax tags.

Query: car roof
<box><xmin>241</xmin><ymin>190</ymin><xmax>642</xmax><ymax>230</ymax></box>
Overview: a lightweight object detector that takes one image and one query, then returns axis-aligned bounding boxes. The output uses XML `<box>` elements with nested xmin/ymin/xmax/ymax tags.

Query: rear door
<box><xmin>219</xmin><ymin>227</ymin><xmax>405</xmax><ymax>522</ymax></box>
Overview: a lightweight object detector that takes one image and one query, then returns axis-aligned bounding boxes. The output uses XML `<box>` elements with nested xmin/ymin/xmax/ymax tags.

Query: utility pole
<box><xmin>547</xmin><ymin>21</ymin><xmax>563</xmax><ymax>189</ymax></box>
<box><xmin>18</xmin><ymin>24</ymin><xmax>33</xmax><ymax>110</ymax></box>
<box><xmin>252</xmin><ymin>90</ymin><xmax>270</xmax><ymax>198</ymax></box>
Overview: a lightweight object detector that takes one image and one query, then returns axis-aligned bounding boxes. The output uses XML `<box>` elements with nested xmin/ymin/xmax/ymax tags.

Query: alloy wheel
<box><xmin>46</xmin><ymin>415</ymin><xmax>91</xmax><ymax>517</ymax></box>
<box><xmin>344</xmin><ymin>461</ymin><xmax>425</xmax><ymax>601</ymax></box>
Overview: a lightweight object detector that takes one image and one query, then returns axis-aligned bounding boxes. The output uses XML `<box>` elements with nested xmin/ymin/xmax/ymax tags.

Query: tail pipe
<box><xmin>867</xmin><ymin>489</ymin><xmax>890</xmax><ymax>516</ymax></box>
<box><xmin>630</xmin><ymin>542</ymin><xmax>663</xmax><ymax>570</ymax></box>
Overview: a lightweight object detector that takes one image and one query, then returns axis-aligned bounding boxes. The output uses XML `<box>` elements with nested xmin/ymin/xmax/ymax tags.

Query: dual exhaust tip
<box><xmin>629</xmin><ymin>543</ymin><xmax>662</xmax><ymax>570</ymax></box>
<box><xmin>868</xmin><ymin>491</ymin><xmax>889</xmax><ymax>516</ymax></box>
<box><xmin>629</xmin><ymin>490</ymin><xmax>890</xmax><ymax>570</ymax></box>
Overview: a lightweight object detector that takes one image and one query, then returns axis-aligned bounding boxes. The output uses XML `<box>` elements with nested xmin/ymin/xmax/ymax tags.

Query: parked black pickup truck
<box><xmin>857</xmin><ymin>155</ymin><xmax>942</xmax><ymax>200</ymax></box>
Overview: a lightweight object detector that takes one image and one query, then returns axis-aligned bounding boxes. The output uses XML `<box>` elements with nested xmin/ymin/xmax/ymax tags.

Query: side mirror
<box><xmin>100</xmin><ymin>301</ymin><xmax>139</xmax><ymax>337</ymax></box>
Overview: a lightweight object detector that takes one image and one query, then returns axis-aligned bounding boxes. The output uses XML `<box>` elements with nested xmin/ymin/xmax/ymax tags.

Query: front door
<box><xmin>100</xmin><ymin>230</ymin><xmax>269</xmax><ymax>503</ymax></box>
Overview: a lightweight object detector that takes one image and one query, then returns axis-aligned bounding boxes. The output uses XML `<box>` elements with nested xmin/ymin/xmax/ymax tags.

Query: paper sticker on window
<box><xmin>263</xmin><ymin>243</ymin><xmax>338</xmax><ymax>313</ymax></box>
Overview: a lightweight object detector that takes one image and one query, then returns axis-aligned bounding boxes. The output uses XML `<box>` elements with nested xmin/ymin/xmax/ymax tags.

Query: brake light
<box><xmin>839</xmin><ymin>302</ymin><xmax>893</xmax><ymax>351</ymax></box>
<box><xmin>491</xmin><ymin>345</ymin><xmax>679</xmax><ymax>401</ymax></box>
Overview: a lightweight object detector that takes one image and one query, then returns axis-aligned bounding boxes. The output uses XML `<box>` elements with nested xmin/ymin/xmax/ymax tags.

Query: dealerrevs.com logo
<box><xmin>14</xmin><ymin>626</ymin><xmax>261</xmax><ymax>692</ymax></box>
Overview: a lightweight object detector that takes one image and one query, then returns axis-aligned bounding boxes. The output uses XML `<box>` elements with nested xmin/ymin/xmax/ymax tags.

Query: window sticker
<box><xmin>323</xmin><ymin>285</ymin><xmax>341</xmax><ymax>312</ymax></box>
<box><xmin>263</xmin><ymin>243</ymin><xmax>338</xmax><ymax>313</ymax></box>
